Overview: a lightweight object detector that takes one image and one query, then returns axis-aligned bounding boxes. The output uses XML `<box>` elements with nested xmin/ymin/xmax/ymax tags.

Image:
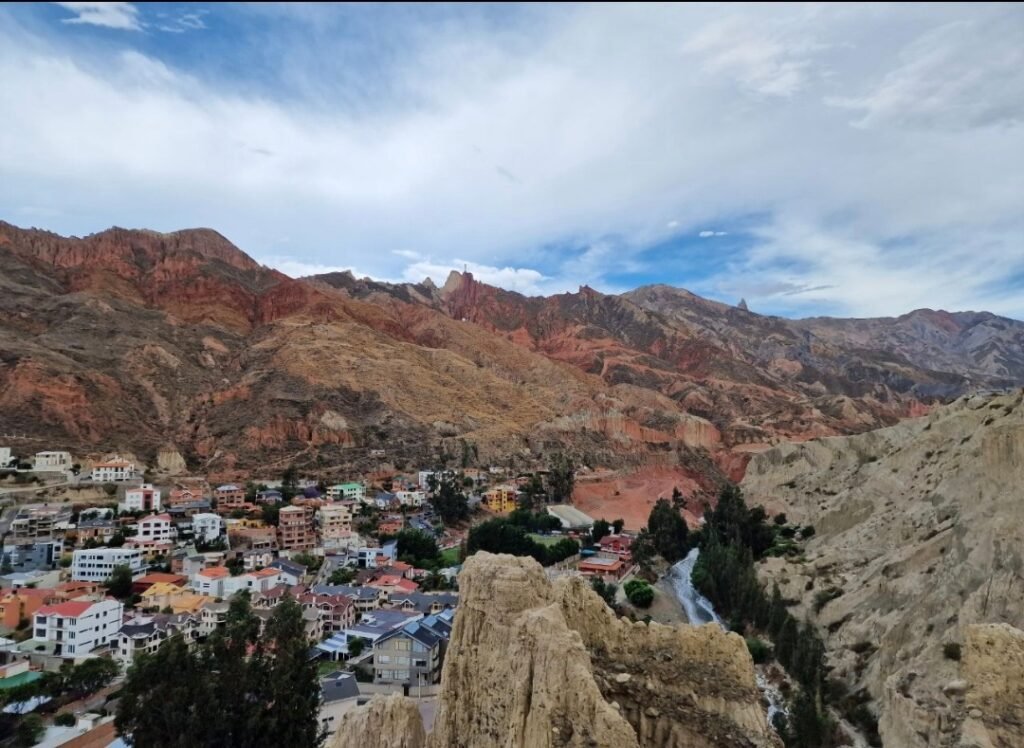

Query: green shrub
<box><xmin>624</xmin><ymin>579</ymin><xmax>654</xmax><ymax>608</ymax></box>
<box><xmin>801</xmin><ymin>525</ymin><xmax>816</xmax><ymax>539</ymax></box>
<box><xmin>54</xmin><ymin>712</ymin><xmax>76</xmax><ymax>727</ymax></box>
<box><xmin>745</xmin><ymin>637</ymin><xmax>772</xmax><ymax>664</ymax></box>
<box><xmin>943</xmin><ymin>642</ymin><xmax>962</xmax><ymax>661</ymax></box>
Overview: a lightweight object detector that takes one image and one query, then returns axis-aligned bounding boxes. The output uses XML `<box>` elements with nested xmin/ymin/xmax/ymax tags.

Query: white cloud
<box><xmin>56</xmin><ymin>2</ymin><xmax>141</xmax><ymax>31</ymax></box>
<box><xmin>699</xmin><ymin>230</ymin><xmax>727</xmax><ymax>238</ymax></box>
<box><xmin>2</xmin><ymin>4</ymin><xmax>1023</xmax><ymax>318</ymax></box>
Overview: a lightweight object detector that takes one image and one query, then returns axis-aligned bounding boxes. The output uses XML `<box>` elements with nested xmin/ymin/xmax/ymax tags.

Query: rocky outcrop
<box><xmin>742</xmin><ymin>390</ymin><xmax>1024</xmax><ymax>747</ymax></box>
<box><xmin>331</xmin><ymin>553</ymin><xmax>779</xmax><ymax>748</ymax></box>
<box><xmin>331</xmin><ymin>694</ymin><xmax>426</xmax><ymax>748</ymax></box>
<box><xmin>959</xmin><ymin>623</ymin><xmax>1024</xmax><ymax>748</ymax></box>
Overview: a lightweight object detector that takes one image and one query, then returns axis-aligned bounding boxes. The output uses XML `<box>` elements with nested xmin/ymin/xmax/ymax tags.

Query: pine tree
<box><xmin>776</xmin><ymin>615</ymin><xmax>799</xmax><ymax>668</ymax></box>
<box><xmin>262</xmin><ymin>596</ymin><xmax>325</xmax><ymax>747</ymax></box>
<box><xmin>768</xmin><ymin>584</ymin><xmax>787</xmax><ymax>638</ymax></box>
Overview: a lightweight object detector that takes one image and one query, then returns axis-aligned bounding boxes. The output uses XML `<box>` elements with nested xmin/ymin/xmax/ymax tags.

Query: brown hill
<box><xmin>2</xmin><ymin>220</ymin><xmax>1021</xmax><ymax>488</ymax></box>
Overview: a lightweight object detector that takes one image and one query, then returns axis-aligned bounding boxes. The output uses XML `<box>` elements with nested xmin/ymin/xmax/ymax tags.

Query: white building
<box><xmin>128</xmin><ymin>514</ymin><xmax>176</xmax><ymax>549</ymax></box>
<box><xmin>71</xmin><ymin>547</ymin><xmax>145</xmax><ymax>583</ymax></box>
<box><xmin>191</xmin><ymin>513</ymin><xmax>223</xmax><ymax>544</ymax></box>
<box><xmin>91</xmin><ymin>459</ymin><xmax>136</xmax><ymax>483</ymax></box>
<box><xmin>33</xmin><ymin>451</ymin><xmax>72</xmax><ymax>471</ymax></box>
<box><xmin>121</xmin><ymin>484</ymin><xmax>162</xmax><ymax>513</ymax></box>
<box><xmin>33</xmin><ymin>598</ymin><xmax>124</xmax><ymax>658</ymax></box>
<box><xmin>191</xmin><ymin>567</ymin><xmax>281</xmax><ymax>598</ymax></box>
<box><xmin>417</xmin><ymin>471</ymin><xmax>435</xmax><ymax>490</ymax></box>
<box><xmin>395</xmin><ymin>490</ymin><xmax>427</xmax><ymax>508</ymax></box>
<box><xmin>0</xmin><ymin>447</ymin><xmax>13</xmax><ymax>467</ymax></box>
<box><xmin>326</xmin><ymin>483</ymin><xmax>365</xmax><ymax>502</ymax></box>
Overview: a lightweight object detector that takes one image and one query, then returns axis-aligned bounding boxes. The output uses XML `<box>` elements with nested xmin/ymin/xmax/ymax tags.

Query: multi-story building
<box><xmin>33</xmin><ymin>598</ymin><xmax>125</xmax><ymax>658</ymax></box>
<box><xmin>191</xmin><ymin>513</ymin><xmax>223</xmax><ymax>544</ymax></box>
<box><xmin>482</xmin><ymin>485</ymin><xmax>518</xmax><ymax>514</ymax></box>
<box><xmin>0</xmin><ymin>447</ymin><xmax>12</xmax><ymax>467</ymax></box>
<box><xmin>318</xmin><ymin>504</ymin><xmax>352</xmax><ymax>547</ymax></box>
<box><xmin>326</xmin><ymin>483</ymin><xmax>365</xmax><ymax>502</ymax></box>
<box><xmin>372</xmin><ymin>610</ymin><xmax>454</xmax><ymax>686</ymax></box>
<box><xmin>167</xmin><ymin>488</ymin><xmax>199</xmax><ymax>506</ymax></box>
<box><xmin>278</xmin><ymin>505</ymin><xmax>315</xmax><ymax>552</ymax></box>
<box><xmin>125</xmin><ymin>514</ymin><xmax>176</xmax><ymax>554</ymax></box>
<box><xmin>9</xmin><ymin>505</ymin><xmax>73</xmax><ymax>542</ymax></box>
<box><xmin>117</xmin><ymin>612</ymin><xmax>199</xmax><ymax>664</ymax></box>
<box><xmin>190</xmin><ymin>567</ymin><xmax>282</xmax><ymax>598</ymax></box>
<box><xmin>213</xmin><ymin>484</ymin><xmax>246</xmax><ymax>510</ymax></box>
<box><xmin>1</xmin><ymin>540</ymin><xmax>65</xmax><ymax>571</ymax></box>
<box><xmin>0</xmin><ymin>588</ymin><xmax>54</xmax><ymax>629</ymax></box>
<box><xmin>91</xmin><ymin>458</ymin><xmax>136</xmax><ymax>483</ymax></box>
<box><xmin>394</xmin><ymin>490</ymin><xmax>427</xmax><ymax>508</ymax></box>
<box><xmin>297</xmin><ymin>592</ymin><xmax>356</xmax><ymax>634</ymax></box>
<box><xmin>32</xmin><ymin>451</ymin><xmax>72</xmax><ymax>472</ymax></box>
<box><xmin>71</xmin><ymin>547</ymin><xmax>145</xmax><ymax>583</ymax></box>
<box><xmin>75</xmin><ymin>518</ymin><xmax>117</xmax><ymax>543</ymax></box>
<box><xmin>121</xmin><ymin>484</ymin><xmax>162</xmax><ymax>513</ymax></box>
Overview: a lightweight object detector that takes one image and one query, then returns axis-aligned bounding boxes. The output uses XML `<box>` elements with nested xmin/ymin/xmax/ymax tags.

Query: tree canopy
<box><xmin>646</xmin><ymin>498</ymin><xmax>688</xmax><ymax>563</ymax></box>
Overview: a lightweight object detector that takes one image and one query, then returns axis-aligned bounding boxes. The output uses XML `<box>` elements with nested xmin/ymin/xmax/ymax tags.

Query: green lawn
<box><xmin>527</xmin><ymin>533</ymin><xmax>561</xmax><ymax>547</ymax></box>
<box><xmin>440</xmin><ymin>547</ymin><xmax>461</xmax><ymax>566</ymax></box>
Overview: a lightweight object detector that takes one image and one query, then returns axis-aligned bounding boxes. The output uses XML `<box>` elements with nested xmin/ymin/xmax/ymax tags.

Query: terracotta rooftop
<box><xmin>37</xmin><ymin>600</ymin><xmax>95</xmax><ymax>617</ymax></box>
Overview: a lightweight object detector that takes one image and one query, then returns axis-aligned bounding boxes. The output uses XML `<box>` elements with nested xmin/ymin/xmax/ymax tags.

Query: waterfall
<box><xmin>669</xmin><ymin>547</ymin><xmax>787</xmax><ymax>729</ymax></box>
<box><xmin>668</xmin><ymin>547</ymin><xmax>723</xmax><ymax>627</ymax></box>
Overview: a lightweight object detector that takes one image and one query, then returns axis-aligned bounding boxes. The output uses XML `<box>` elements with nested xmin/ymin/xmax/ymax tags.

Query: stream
<box><xmin>668</xmin><ymin>547</ymin><xmax>787</xmax><ymax>729</ymax></box>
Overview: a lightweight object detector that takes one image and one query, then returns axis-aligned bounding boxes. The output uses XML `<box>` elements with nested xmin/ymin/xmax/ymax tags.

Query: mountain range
<box><xmin>2</xmin><ymin>220</ymin><xmax>1022</xmax><ymax>487</ymax></box>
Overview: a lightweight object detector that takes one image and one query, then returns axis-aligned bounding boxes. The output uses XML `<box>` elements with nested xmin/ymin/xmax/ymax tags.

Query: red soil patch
<box><xmin>572</xmin><ymin>466</ymin><xmax>706</xmax><ymax>532</ymax></box>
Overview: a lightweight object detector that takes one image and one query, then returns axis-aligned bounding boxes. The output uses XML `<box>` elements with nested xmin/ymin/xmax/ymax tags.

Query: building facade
<box><xmin>33</xmin><ymin>599</ymin><xmax>125</xmax><ymax>658</ymax></box>
<box><xmin>327</xmin><ymin>483</ymin><xmax>365</xmax><ymax>502</ymax></box>
<box><xmin>121</xmin><ymin>484</ymin><xmax>162</xmax><ymax>513</ymax></box>
<box><xmin>278</xmin><ymin>505</ymin><xmax>315</xmax><ymax>551</ymax></box>
<box><xmin>71</xmin><ymin>548</ymin><xmax>145</xmax><ymax>583</ymax></box>
<box><xmin>91</xmin><ymin>459</ymin><xmax>136</xmax><ymax>483</ymax></box>
<box><xmin>191</xmin><ymin>513</ymin><xmax>223</xmax><ymax>544</ymax></box>
<box><xmin>33</xmin><ymin>451</ymin><xmax>72</xmax><ymax>471</ymax></box>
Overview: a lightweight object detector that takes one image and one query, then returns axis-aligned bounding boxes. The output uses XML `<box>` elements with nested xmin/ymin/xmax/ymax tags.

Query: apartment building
<box><xmin>278</xmin><ymin>505</ymin><xmax>315</xmax><ymax>552</ymax></box>
<box><xmin>71</xmin><ymin>547</ymin><xmax>145</xmax><ymax>583</ymax></box>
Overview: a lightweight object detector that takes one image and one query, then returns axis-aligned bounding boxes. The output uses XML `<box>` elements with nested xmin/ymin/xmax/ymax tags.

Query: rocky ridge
<box><xmin>741</xmin><ymin>389</ymin><xmax>1024</xmax><ymax>747</ymax></box>
<box><xmin>331</xmin><ymin>552</ymin><xmax>779</xmax><ymax>748</ymax></box>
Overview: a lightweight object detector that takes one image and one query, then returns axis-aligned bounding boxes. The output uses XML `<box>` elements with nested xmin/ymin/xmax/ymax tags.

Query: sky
<box><xmin>1</xmin><ymin>3</ymin><xmax>1022</xmax><ymax>319</ymax></box>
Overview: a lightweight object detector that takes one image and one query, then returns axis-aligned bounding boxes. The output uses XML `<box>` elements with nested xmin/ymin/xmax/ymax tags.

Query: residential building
<box><xmin>0</xmin><ymin>447</ymin><xmax>11</xmax><ymax>467</ymax></box>
<box><xmin>32</xmin><ymin>451</ymin><xmax>72</xmax><ymax>472</ymax></box>
<box><xmin>140</xmin><ymin>584</ymin><xmax>212</xmax><ymax>615</ymax></box>
<box><xmin>377</xmin><ymin>515</ymin><xmax>404</xmax><ymax>536</ymax></box>
<box><xmin>373</xmin><ymin>610</ymin><xmax>454</xmax><ymax>686</ymax></box>
<box><xmin>417</xmin><ymin>471</ymin><xmax>435</xmax><ymax>490</ymax></box>
<box><xmin>91</xmin><ymin>459</ymin><xmax>136</xmax><ymax>483</ymax></box>
<box><xmin>190</xmin><ymin>567</ymin><xmax>281</xmax><ymax>598</ymax></box>
<box><xmin>394</xmin><ymin>490</ymin><xmax>426</xmax><ymax>508</ymax></box>
<box><xmin>191</xmin><ymin>513</ymin><xmax>223</xmax><ymax>544</ymax></box>
<box><xmin>121</xmin><ymin>484</ymin><xmax>162</xmax><ymax>513</ymax></box>
<box><xmin>190</xmin><ymin>566</ymin><xmax>230</xmax><ymax>597</ymax></box>
<box><xmin>71</xmin><ymin>547</ymin><xmax>145</xmax><ymax>583</ymax></box>
<box><xmin>278</xmin><ymin>505</ymin><xmax>315</xmax><ymax>552</ymax></box>
<box><xmin>326</xmin><ymin>483</ymin><xmax>364</xmax><ymax>502</ymax></box>
<box><xmin>228</xmin><ymin>526</ymin><xmax>277</xmax><ymax>552</ymax></box>
<box><xmin>213</xmin><ymin>484</ymin><xmax>246</xmax><ymax>510</ymax></box>
<box><xmin>343</xmin><ymin>609</ymin><xmax>421</xmax><ymax>648</ymax></box>
<box><xmin>32</xmin><ymin>598</ymin><xmax>124</xmax><ymax>658</ymax></box>
<box><xmin>198</xmin><ymin>601</ymin><xmax>230</xmax><ymax>636</ymax></box>
<box><xmin>318</xmin><ymin>671</ymin><xmax>362</xmax><ymax>739</ymax></box>
<box><xmin>366</xmin><ymin>575</ymin><xmax>419</xmax><ymax>602</ymax></box>
<box><xmin>1</xmin><ymin>540</ymin><xmax>64</xmax><ymax>571</ymax></box>
<box><xmin>388</xmin><ymin>592</ymin><xmax>459</xmax><ymax>617</ymax></box>
<box><xmin>255</xmin><ymin>489</ymin><xmax>283</xmax><ymax>504</ymax></box>
<box><xmin>75</xmin><ymin>518</ymin><xmax>116</xmax><ymax>543</ymax></box>
<box><xmin>241</xmin><ymin>549</ymin><xmax>275</xmax><ymax>571</ymax></box>
<box><xmin>355</xmin><ymin>540</ymin><xmax>397</xmax><ymax>569</ymax></box>
<box><xmin>312</xmin><ymin>585</ymin><xmax>381</xmax><ymax>614</ymax></box>
<box><xmin>597</xmin><ymin>534</ymin><xmax>633</xmax><ymax>562</ymax></box>
<box><xmin>318</xmin><ymin>504</ymin><xmax>352</xmax><ymax>546</ymax></box>
<box><xmin>482</xmin><ymin>484</ymin><xmax>518</xmax><ymax>514</ymax></box>
<box><xmin>129</xmin><ymin>514</ymin><xmax>176</xmax><ymax>548</ymax></box>
<box><xmin>298</xmin><ymin>592</ymin><xmax>356</xmax><ymax>635</ymax></box>
<box><xmin>167</xmin><ymin>488</ymin><xmax>199</xmax><ymax>506</ymax></box>
<box><xmin>131</xmin><ymin>572</ymin><xmax>188</xmax><ymax>595</ymax></box>
<box><xmin>117</xmin><ymin>612</ymin><xmax>199</xmax><ymax>664</ymax></box>
<box><xmin>0</xmin><ymin>588</ymin><xmax>54</xmax><ymax>630</ymax></box>
<box><xmin>577</xmin><ymin>556</ymin><xmax>628</xmax><ymax>582</ymax></box>
<box><xmin>269</xmin><ymin>558</ymin><xmax>307</xmax><ymax>586</ymax></box>
<box><xmin>9</xmin><ymin>505</ymin><xmax>73</xmax><ymax>542</ymax></box>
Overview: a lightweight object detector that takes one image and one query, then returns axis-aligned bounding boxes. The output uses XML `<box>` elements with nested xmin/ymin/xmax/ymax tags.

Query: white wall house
<box><xmin>191</xmin><ymin>567</ymin><xmax>281</xmax><ymax>598</ymax></box>
<box><xmin>92</xmin><ymin>459</ymin><xmax>136</xmax><ymax>483</ymax></box>
<box><xmin>191</xmin><ymin>513</ymin><xmax>223</xmax><ymax>544</ymax></box>
<box><xmin>0</xmin><ymin>447</ymin><xmax>12</xmax><ymax>467</ymax></box>
<box><xmin>395</xmin><ymin>490</ymin><xmax>426</xmax><ymax>508</ymax></box>
<box><xmin>33</xmin><ymin>451</ymin><xmax>72</xmax><ymax>471</ymax></box>
<box><xmin>33</xmin><ymin>598</ymin><xmax>124</xmax><ymax>658</ymax></box>
<box><xmin>71</xmin><ymin>547</ymin><xmax>145</xmax><ymax>583</ymax></box>
<box><xmin>121</xmin><ymin>484</ymin><xmax>162</xmax><ymax>513</ymax></box>
<box><xmin>126</xmin><ymin>514</ymin><xmax>176</xmax><ymax>552</ymax></box>
<box><xmin>327</xmin><ymin>483</ymin><xmax>365</xmax><ymax>502</ymax></box>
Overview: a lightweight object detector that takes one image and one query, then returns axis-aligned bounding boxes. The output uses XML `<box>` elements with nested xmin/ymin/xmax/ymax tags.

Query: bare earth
<box><xmin>572</xmin><ymin>466</ymin><xmax>704</xmax><ymax>531</ymax></box>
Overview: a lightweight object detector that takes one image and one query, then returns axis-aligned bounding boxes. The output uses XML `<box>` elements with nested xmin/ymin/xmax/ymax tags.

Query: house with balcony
<box><xmin>117</xmin><ymin>612</ymin><xmax>200</xmax><ymax>664</ymax></box>
<box><xmin>372</xmin><ymin>609</ymin><xmax>454</xmax><ymax>686</ymax></box>
<box><xmin>32</xmin><ymin>598</ymin><xmax>124</xmax><ymax>658</ymax></box>
<box><xmin>91</xmin><ymin>459</ymin><xmax>136</xmax><ymax>483</ymax></box>
<box><xmin>121</xmin><ymin>484</ymin><xmax>162</xmax><ymax>513</ymax></box>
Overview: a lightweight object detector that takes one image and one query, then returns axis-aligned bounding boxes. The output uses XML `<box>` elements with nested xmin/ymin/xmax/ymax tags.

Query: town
<box><xmin>0</xmin><ymin>446</ymin><xmax>639</xmax><ymax>746</ymax></box>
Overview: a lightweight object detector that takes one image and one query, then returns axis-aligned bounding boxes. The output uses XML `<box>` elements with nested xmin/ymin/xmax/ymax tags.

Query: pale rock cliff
<box><xmin>742</xmin><ymin>390</ymin><xmax>1024</xmax><ymax>748</ymax></box>
<box><xmin>331</xmin><ymin>694</ymin><xmax>426</xmax><ymax>748</ymax></box>
<box><xmin>331</xmin><ymin>552</ymin><xmax>778</xmax><ymax>748</ymax></box>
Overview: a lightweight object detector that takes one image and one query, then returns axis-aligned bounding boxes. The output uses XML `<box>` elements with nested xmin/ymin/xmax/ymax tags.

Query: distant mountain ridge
<box><xmin>1</xmin><ymin>220</ymin><xmax>1021</xmax><ymax>485</ymax></box>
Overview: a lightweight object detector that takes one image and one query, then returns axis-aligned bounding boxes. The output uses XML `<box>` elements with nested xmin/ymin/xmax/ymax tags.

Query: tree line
<box><xmin>467</xmin><ymin>512</ymin><xmax>579</xmax><ymax>566</ymax></box>
<box><xmin>115</xmin><ymin>592</ymin><xmax>323</xmax><ymax>747</ymax></box>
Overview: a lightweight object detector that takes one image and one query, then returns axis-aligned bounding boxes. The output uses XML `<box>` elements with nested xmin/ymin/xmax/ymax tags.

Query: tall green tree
<box><xmin>546</xmin><ymin>454</ymin><xmax>575</xmax><ymax>502</ymax></box>
<box><xmin>591</xmin><ymin>519</ymin><xmax>612</xmax><ymax>542</ymax></box>
<box><xmin>431</xmin><ymin>477</ymin><xmax>469</xmax><ymax>524</ymax></box>
<box><xmin>281</xmin><ymin>464</ymin><xmax>299</xmax><ymax>501</ymax></box>
<box><xmin>612</xmin><ymin>518</ymin><xmax>625</xmax><ymax>534</ymax></box>
<box><xmin>105</xmin><ymin>564</ymin><xmax>134</xmax><ymax>599</ymax></box>
<box><xmin>261</xmin><ymin>597</ymin><xmax>325</xmax><ymax>747</ymax></box>
<box><xmin>646</xmin><ymin>498</ymin><xmax>688</xmax><ymax>563</ymax></box>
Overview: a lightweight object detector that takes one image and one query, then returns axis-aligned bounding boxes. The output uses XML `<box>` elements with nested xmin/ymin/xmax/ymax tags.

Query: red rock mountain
<box><xmin>2</xmin><ymin>221</ymin><xmax>1021</xmax><ymax>489</ymax></box>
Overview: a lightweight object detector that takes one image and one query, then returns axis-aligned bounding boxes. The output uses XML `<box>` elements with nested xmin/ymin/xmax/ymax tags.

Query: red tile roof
<box><xmin>199</xmin><ymin>567</ymin><xmax>230</xmax><ymax>579</ymax></box>
<box><xmin>37</xmin><ymin>600</ymin><xmax>95</xmax><ymax>618</ymax></box>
